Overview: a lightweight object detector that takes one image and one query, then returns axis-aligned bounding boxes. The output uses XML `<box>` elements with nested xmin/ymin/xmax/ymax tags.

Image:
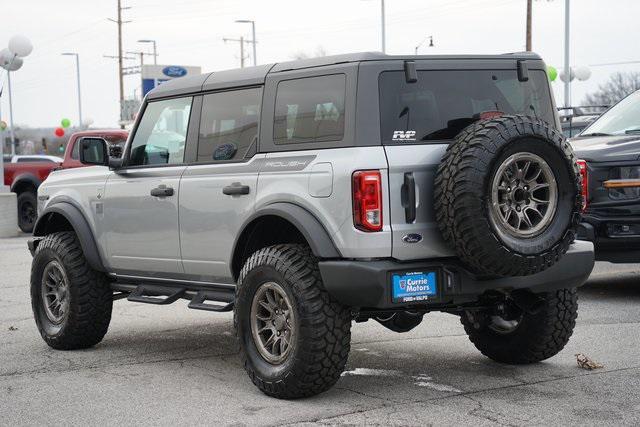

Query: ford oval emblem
<box><xmin>162</xmin><ymin>66</ymin><xmax>188</xmax><ymax>78</ymax></box>
<box><xmin>402</xmin><ymin>233</ymin><xmax>423</xmax><ymax>244</ymax></box>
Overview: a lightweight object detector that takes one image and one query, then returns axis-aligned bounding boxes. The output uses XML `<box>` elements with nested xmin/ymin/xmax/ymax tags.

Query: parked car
<box><xmin>571</xmin><ymin>90</ymin><xmax>640</xmax><ymax>262</ymax></box>
<box><xmin>3</xmin><ymin>130</ymin><xmax>128</xmax><ymax>232</ymax></box>
<box><xmin>10</xmin><ymin>154</ymin><xmax>64</xmax><ymax>163</ymax></box>
<box><xmin>559</xmin><ymin>105</ymin><xmax>608</xmax><ymax>138</ymax></box>
<box><xmin>29</xmin><ymin>52</ymin><xmax>593</xmax><ymax>399</ymax></box>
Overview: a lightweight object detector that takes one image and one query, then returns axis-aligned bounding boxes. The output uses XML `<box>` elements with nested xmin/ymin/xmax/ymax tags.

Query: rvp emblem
<box><xmin>392</xmin><ymin>130</ymin><xmax>416</xmax><ymax>141</ymax></box>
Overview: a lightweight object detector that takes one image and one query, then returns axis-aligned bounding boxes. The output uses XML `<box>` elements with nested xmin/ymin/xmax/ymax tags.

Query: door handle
<box><xmin>150</xmin><ymin>185</ymin><xmax>174</xmax><ymax>197</ymax></box>
<box><xmin>401</xmin><ymin>173</ymin><xmax>417</xmax><ymax>223</ymax></box>
<box><xmin>223</xmin><ymin>183</ymin><xmax>250</xmax><ymax>196</ymax></box>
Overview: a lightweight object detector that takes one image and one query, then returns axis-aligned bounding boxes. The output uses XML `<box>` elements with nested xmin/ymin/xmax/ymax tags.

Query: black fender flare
<box><xmin>10</xmin><ymin>173</ymin><xmax>41</xmax><ymax>194</ymax></box>
<box><xmin>232</xmin><ymin>202</ymin><xmax>341</xmax><ymax>262</ymax></box>
<box><xmin>33</xmin><ymin>201</ymin><xmax>106</xmax><ymax>272</ymax></box>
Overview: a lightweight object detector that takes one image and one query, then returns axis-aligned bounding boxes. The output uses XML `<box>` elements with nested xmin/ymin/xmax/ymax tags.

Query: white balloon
<box><xmin>0</xmin><ymin>48</ymin><xmax>13</xmax><ymax>67</ymax></box>
<box><xmin>8</xmin><ymin>34</ymin><xmax>33</xmax><ymax>57</ymax></box>
<box><xmin>574</xmin><ymin>66</ymin><xmax>592</xmax><ymax>81</ymax></box>
<box><xmin>82</xmin><ymin>117</ymin><xmax>94</xmax><ymax>126</ymax></box>
<box><xmin>559</xmin><ymin>68</ymin><xmax>574</xmax><ymax>83</ymax></box>
<box><xmin>3</xmin><ymin>56</ymin><xmax>23</xmax><ymax>71</ymax></box>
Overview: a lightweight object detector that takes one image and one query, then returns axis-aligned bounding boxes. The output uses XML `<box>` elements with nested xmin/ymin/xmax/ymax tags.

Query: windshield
<box><xmin>379</xmin><ymin>69</ymin><xmax>555</xmax><ymax>143</ymax></box>
<box><xmin>581</xmin><ymin>90</ymin><xmax>640</xmax><ymax>136</ymax></box>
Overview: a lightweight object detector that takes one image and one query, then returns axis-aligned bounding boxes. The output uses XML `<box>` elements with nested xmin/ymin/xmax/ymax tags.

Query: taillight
<box><xmin>576</xmin><ymin>159</ymin><xmax>588</xmax><ymax>212</ymax></box>
<box><xmin>352</xmin><ymin>170</ymin><xmax>383</xmax><ymax>232</ymax></box>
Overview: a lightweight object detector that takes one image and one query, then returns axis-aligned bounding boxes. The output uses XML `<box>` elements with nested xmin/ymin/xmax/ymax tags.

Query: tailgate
<box><xmin>385</xmin><ymin>144</ymin><xmax>454</xmax><ymax>260</ymax></box>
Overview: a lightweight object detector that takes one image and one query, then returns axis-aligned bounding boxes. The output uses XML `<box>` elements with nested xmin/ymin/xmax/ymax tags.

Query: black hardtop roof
<box><xmin>146</xmin><ymin>51</ymin><xmax>543</xmax><ymax>100</ymax></box>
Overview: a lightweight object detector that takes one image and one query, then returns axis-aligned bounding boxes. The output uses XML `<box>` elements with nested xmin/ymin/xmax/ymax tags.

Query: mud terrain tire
<box><xmin>434</xmin><ymin>115</ymin><xmax>582</xmax><ymax>277</ymax></box>
<box><xmin>235</xmin><ymin>244</ymin><xmax>352</xmax><ymax>399</ymax></box>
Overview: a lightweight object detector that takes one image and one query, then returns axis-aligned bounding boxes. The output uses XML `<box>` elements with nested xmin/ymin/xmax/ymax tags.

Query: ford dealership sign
<box><xmin>162</xmin><ymin>66</ymin><xmax>188</xmax><ymax>77</ymax></box>
<box><xmin>141</xmin><ymin>64</ymin><xmax>201</xmax><ymax>96</ymax></box>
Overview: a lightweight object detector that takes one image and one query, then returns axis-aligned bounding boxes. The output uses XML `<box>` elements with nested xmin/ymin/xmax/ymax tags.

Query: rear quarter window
<box><xmin>379</xmin><ymin>69</ymin><xmax>555</xmax><ymax>144</ymax></box>
<box><xmin>273</xmin><ymin>74</ymin><xmax>346</xmax><ymax>145</ymax></box>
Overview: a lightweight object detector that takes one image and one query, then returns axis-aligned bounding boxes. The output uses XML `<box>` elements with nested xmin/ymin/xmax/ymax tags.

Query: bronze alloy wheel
<box><xmin>250</xmin><ymin>281</ymin><xmax>296</xmax><ymax>364</ymax></box>
<box><xmin>40</xmin><ymin>260</ymin><xmax>70</xmax><ymax>324</ymax></box>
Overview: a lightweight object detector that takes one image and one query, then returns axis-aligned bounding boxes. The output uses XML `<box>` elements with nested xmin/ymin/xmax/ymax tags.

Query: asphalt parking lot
<box><xmin>1</xmin><ymin>234</ymin><xmax>639</xmax><ymax>426</ymax></box>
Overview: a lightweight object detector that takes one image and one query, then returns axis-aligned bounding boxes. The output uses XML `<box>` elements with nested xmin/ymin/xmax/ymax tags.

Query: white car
<box><xmin>10</xmin><ymin>154</ymin><xmax>63</xmax><ymax>163</ymax></box>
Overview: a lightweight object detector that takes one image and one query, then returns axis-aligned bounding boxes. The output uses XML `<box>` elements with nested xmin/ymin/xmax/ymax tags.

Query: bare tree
<box><xmin>583</xmin><ymin>72</ymin><xmax>640</xmax><ymax>106</ymax></box>
<box><xmin>291</xmin><ymin>46</ymin><xmax>328</xmax><ymax>60</ymax></box>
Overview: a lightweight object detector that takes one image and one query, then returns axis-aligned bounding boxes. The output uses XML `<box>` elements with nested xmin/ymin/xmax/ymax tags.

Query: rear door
<box><xmin>373</xmin><ymin>60</ymin><xmax>557</xmax><ymax>260</ymax></box>
<box><xmin>179</xmin><ymin>86</ymin><xmax>264</xmax><ymax>281</ymax></box>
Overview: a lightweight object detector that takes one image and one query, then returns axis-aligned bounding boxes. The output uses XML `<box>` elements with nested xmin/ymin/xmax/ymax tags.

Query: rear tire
<box><xmin>461</xmin><ymin>288</ymin><xmax>578</xmax><ymax>364</ymax></box>
<box><xmin>31</xmin><ymin>232</ymin><xmax>112</xmax><ymax>350</ymax></box>
<box><xmin>17</xmin><ymin>191</ymin><xmax>37</xmax><ymax>233</ymax></box>
<box><xmin>234</xmin><ymin>244</ymin><xmax>351</xmax><ymax>399</ymax></box>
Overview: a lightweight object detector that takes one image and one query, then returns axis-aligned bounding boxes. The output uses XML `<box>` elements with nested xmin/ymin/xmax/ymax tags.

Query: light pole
<box><xmin>414</xmin><ymin>36</ymin><xmax>434</xmax><ymax>55</ymax></box>
<box><xmin>235</xmin><ymin>20</ymin><xmax>257</xmax><ymax>66</ymax></box>
<box><xmin>380</xmin><ymin>0</ymin><xmax>386</xmax><ymax>53</ymax></box>
<box><xmin>61</xmin><ymin>53</ymin><xmax>83</xmax><ymax>129</ymax></box>
<box><xmin>563</xmin><ymin>0</ymin><xmax>571</xmax><ymax>107</ymax></box>
<box><xmin>137</xmin><ymin>39</ymin><xmax>157</xmax><ymax>65</ymax></box>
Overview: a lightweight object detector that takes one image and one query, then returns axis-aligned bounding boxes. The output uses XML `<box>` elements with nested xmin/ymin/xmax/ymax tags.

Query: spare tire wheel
<box><xmin>434</xmin><ymin>115</ymin><xmax>582</xmax><ymax>277</ymax></box>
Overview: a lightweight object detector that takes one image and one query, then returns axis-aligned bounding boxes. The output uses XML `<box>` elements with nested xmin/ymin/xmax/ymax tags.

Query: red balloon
<box><xmin>54</xmin><ymin>127</ymin><xmax>64</xmax><ymax>137</ymax></box>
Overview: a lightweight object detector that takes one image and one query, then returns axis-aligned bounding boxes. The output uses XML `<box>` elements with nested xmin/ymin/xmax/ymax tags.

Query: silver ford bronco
<box><xmin>29</xmin><ymin>52</ymin><xmax>594</xmax><ymax>399</ymax></box>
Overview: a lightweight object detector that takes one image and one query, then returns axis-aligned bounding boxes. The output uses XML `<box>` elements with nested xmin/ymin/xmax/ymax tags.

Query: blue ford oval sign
<box><xmin>162</xmin><ymin>66</ymin><xmax>188</xmax><ymax>78</ymax></box>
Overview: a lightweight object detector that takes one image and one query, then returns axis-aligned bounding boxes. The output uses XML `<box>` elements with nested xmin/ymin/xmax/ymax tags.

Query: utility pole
<box><xmin>235</xmin><ymin>20</ymin><xmax>257</xmax><ymax>66</ymax></box>
<box><xmin>223</xmin><ymin>37</ymin><xmax>250</xmax><ymax>68</ymax></box>
<box><xmin>108</xmin><ymin>0</ymin><xmax>131</xmax><ymax>128</ymax></box>
<box><xmin>526</xmin><ymin>0</ymin><xmax>533</xmax><ymax>51</ymax></box>
<box><xmin>126</xmin><ymin>51</ymin><xmax>154</xmax><ymax>96</ymax></box>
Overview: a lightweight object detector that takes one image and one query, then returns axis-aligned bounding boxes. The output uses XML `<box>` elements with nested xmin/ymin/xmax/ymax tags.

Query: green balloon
<box><xmin>61</xmin><ymin>118</ymin><xmax>71</xmax><ymax>128</ymax></box>
<box><xmin>0</xmin><ymin>121</ymin><xmax>6</xmax><ymax>130</ymax></box>
<box><xmin>547</xmin><ymin>66</ymin><xmax>558</xmax><ymax>82</ymax></box>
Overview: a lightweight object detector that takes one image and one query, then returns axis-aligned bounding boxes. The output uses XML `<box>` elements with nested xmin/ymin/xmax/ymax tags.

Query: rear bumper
<box><xmin>578</xmin><ymin>215</ymin><xmax>640</xmax><ymax>263</ymax></box>
<box><xmin>318</xmin><ymin>240</ymin><xmax>594</xmax><ymax>309</ymax></box>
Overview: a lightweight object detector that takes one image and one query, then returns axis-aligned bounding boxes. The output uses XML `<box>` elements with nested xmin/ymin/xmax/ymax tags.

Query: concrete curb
<box><xmin>0</xmin><ymin>193</ymin><xmax>19</xmax><ymax>237</ymax></box>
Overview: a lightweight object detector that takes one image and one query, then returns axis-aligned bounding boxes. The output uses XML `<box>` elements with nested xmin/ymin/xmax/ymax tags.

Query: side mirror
<box><xmin>79</xmin><ymin>138</ymin><xmax>108</xmax><ymax>166</ymax></box>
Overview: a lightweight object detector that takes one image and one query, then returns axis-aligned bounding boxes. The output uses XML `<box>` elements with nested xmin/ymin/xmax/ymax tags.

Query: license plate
<box><xmin>391</xmin><ymin>271</ymin><xmax>437</xmax><ymax>303</ymax></box>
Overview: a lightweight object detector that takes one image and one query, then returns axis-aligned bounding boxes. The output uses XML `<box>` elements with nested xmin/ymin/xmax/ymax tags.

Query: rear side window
<box><xmin>197</xmin><ymin>87</ymin><xmax>262</xmax><ymax>162</ymax></box>
<box><xmin>128</xmin><ymin>96</ymin><xmax>192</xmax><ymax>166</ymax></box>
<box><xmin>18</xmin><ymin>157</ymin><xmax>51</xmax><ymax>163</ymax></box>
<box><xmin>274</xmin><ymin>74</ymin><xmax>345</xmax><ymax>145</ymax></box>
<box><xmin>379</xmin><ymin>69</ymin><xmax>554</xmax><ymax>144</ymax></box>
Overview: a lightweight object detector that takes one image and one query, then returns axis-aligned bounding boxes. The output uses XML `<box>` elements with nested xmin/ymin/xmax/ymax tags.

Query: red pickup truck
<box><xmin>3</xmin><ymin>130</ymin><xmax>128</xmax><ymax>232</ymax></box>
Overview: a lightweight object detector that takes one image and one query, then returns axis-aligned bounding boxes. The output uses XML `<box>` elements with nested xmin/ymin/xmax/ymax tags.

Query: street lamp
<box><xmin>414</xmin><ymin>36</ymin><xmax>434</xmax><ymax>55</ymax></box>
<box><xmin>362</xmin><ymin>0</ymin><xmax>386</xmax><ymax>53</ymax></box>
<box><xmin>235</xmin><ymin>20</ymin><xmax>257</xmax><ymax>66</ymax></box>
<box><xmin>137</xmin><ymin>39</ymin><xmax>157</xmax><ymax>65</ymax></box>
<box><xmin>61</xmin><ymin>53</ymin><xmax>83</xmax><ymax>129</ymax></box>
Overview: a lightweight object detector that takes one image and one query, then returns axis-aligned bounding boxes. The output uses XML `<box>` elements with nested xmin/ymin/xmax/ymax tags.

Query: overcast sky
<box><xmin>1</xmin><ymin>0</ymin><xmax>638</xmax><ymax>128</ymax></box>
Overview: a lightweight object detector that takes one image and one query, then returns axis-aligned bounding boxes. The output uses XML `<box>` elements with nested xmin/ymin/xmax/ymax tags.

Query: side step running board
<box><xmin>188</xmin><ymin>290</ymin><xmax>234</xmax><ymax>312</ymax></box>
<box><xmin>119</xmin><ymin>283</ymin><xmax>235</xmax><ymax>312</ymax></box>
<box><xmin>128</xmin><ymin>285</ymin><xmax>186</xmax><ymax>305</ymax></box>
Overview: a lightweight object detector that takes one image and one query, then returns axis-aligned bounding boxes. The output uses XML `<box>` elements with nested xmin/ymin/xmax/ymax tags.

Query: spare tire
<box><xmin>434</xmin><ymin>115</ymin><xmax>582</xmax><ymax>277</ymax></box>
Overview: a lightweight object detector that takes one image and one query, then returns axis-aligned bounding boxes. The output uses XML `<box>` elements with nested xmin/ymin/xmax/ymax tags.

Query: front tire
<box><xmin>461</xmin><ymin>288</ymin><xmax>578</xmax><ymax>364</ymax></box>
<box><xmin>17</xmin><ymin>191</ymin><xmax>37</xmax><ymax>233</ymax></box>
<box><xmin>234</xmin><ymin>244</ymin><xmax>351</xmax><ymax>399</ymax></box>
<box><xmin>31</xmin><ymin>232</ymin><xmax>113</xmax><ymax>350</ymax></box>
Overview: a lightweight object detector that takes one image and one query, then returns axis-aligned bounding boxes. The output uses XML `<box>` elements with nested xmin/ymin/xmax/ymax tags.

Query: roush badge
<box><xmin>402</xmin><ymin>233</ymin><xmax>423</xmax><ymax>243</ymax></box>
